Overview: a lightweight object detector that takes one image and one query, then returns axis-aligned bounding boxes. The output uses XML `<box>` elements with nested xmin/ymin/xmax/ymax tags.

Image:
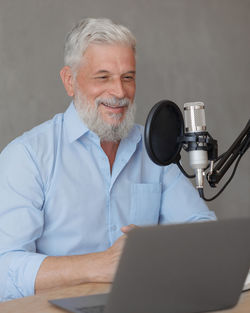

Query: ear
<box><xmin>60</xmin><ymin>66</ymin><xmax>75</xmax><ymax>97</ymax></box>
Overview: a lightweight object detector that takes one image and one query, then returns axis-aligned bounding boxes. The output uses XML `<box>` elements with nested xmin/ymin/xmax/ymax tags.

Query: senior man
<box><xmin>0</xmin><ymin>18</ymin><xmax>216</xmax><ymax>301</ymax></box>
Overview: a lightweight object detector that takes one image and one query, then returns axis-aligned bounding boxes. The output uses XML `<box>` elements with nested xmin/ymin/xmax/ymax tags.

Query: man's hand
<box><xmin>101</xmin><ymin>224</ymin><xmax>138</xmax><ymax>281</ymax></box>
<box><xmin>120</xmin><ymin>224</ymin><xmax>138</xmax><ymax>234</ymax></box>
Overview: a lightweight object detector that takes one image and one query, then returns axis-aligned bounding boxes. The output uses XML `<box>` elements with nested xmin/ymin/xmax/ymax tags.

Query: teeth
<box><xmin>102</xmin><ymin>103</ymin><xmax>123</xmax><ymax>108</ymax></box>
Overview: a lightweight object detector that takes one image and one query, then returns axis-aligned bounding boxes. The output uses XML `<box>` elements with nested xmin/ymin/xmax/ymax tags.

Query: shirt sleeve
<box><xmin>159</xmin><ymin>164</ymin><xmax>217</xmax><ymax>224</ymax></box>
<box><xmin>0</xmin><ymin>140</ymin><xmax>47</xmax><ymax>301</ymax></box>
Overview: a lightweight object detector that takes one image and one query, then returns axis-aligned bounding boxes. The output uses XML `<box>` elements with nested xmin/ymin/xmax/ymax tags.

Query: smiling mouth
<box><xmin>101</xmin><ymin>102</ymin><xmax>128</xmax><ymax>109</ymax></box>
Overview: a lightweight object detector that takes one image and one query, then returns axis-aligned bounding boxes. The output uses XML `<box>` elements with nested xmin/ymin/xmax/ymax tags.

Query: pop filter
<box><xmin>144</xmin><ymin>100</ymin><xmax>184</xmax><ymax>166</ymax></box>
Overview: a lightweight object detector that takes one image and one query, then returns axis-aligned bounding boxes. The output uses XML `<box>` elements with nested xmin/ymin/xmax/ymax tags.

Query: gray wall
<box><xmin>0</xmin><ymin>0</ymin><xmax>249</xmax><ymax>219</ymax></box>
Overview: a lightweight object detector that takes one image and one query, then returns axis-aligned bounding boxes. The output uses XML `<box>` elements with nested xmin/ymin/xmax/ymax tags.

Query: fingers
<box><xmin>120</xmin><ymin>224</ymin><xmax>138</xmax><ymax>234</ymax></box>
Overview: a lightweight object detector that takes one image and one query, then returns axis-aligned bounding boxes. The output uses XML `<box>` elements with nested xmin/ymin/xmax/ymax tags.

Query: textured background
<box><xmin>0</xmin><ymin>0</ymin><xmax>249</xmax><ymax>218</ymax></box>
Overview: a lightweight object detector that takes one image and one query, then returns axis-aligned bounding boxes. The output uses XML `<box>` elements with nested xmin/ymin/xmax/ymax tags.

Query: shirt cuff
<box><xmin>6</xmin><ymin>252</ymin><xmax>47</xmax><ymax>300</ymax></box>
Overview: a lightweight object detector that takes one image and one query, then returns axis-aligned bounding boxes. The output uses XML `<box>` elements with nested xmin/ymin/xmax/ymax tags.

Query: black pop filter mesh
<box><xmin>144</xmin><ymin>100</ymin><xmax>184</xmax><ymax>166</ymax></box>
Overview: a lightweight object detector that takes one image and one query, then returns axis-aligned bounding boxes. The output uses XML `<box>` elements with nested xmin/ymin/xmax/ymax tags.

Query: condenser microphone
<box><xmin>183</xmin><ymin>102</ymin><xmax>209</xmax><ymax>191</ymax></box>
<box><xmin>144</xmin><ymin>99</ymin><xmax>219</xmax><ymax>199</ymax></box>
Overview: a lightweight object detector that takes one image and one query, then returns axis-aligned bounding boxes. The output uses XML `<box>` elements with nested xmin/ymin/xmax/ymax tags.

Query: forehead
<box><xmin>80</xmin><ymin>43</ymin><xmax>136</xmax><ymax>72</ymax></box>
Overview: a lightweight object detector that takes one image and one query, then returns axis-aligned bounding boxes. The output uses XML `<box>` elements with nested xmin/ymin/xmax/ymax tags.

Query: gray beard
<box><xmin>74</xmin><ymin>93</ymin><xmax>136</xmax><ymax>142</ymax></box>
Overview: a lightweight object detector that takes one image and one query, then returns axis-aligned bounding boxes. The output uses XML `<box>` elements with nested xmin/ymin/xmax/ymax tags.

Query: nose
<box><xmin>110</xmin><ymin>78</ymin><xmax>126</xmax><ymax>99</ymax></box>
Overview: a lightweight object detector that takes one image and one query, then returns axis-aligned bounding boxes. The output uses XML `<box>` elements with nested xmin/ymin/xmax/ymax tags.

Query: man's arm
<box><xmin>35</xmin><ymin>233</ymin><xmax>125</xmax><ymax>292</ymax></box>
<box><xmin>0</xmin><ymin>141</ymin><xmax>47</xmax><ymax>301</ymax></box>
<box><xmin>35</xmin><ymin>225</ymin><xmax>134</xmax><ymax>293</ymax></box>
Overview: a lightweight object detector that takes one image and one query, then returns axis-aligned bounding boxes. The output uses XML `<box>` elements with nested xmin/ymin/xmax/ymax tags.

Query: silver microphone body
<box><xmin>184</xmin><ymin>102</ymin><xmax>208</xmax><ymax>189</ymax></box>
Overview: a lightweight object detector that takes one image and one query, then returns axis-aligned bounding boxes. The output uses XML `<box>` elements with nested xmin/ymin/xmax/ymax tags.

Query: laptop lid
<box><xmin>106</xmin><ymin>218</ymin><xmax>250</xmax><ymax>313</ymax></box>
<box><xmin>50</xmin><ymin>218</ymin><xmax>250</xmax><ymax>313</ymax></box>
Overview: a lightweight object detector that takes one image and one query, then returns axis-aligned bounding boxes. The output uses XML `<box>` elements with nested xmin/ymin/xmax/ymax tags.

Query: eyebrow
<box><xmin>124</xmin><ymin>71</ymin><xmax>136</xmax><ymax>75</ymax></box>
<box><xmin>93</xmin><ymin>70</ymin><xmax>136</xmax><ymax>75</ymax></box>
<box><xmin>94</xmin><ymin>70</ymin><xmax>110</xmax><ymax>75</ymax></box>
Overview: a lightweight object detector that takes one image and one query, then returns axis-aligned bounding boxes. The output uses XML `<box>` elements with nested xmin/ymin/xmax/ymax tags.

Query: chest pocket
<box><xmin>131</xmin><ymin>183</ymin><xmax>162</xmax><ymax>226</ymax></box>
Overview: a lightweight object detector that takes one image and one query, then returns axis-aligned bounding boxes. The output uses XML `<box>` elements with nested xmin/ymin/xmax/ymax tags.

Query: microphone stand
<box><xmin>208</xmin><ymin>120</ymin><xmax>250</xmax><ymax>186</ymax></box>
<box><xmin>200</xmin><ymin>120</ymin><xmax>250</xmax><ymax>201</ymax></box>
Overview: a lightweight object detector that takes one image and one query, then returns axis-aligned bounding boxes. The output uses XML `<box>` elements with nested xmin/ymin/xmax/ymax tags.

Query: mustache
<box><xmin>95</xmin><ymin>97</ymin><xmax>130</xmax><ymax>108</ymax></box>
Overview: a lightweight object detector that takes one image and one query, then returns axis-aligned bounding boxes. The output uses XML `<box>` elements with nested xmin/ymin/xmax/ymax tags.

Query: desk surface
<box><xmin>0</xmin><ymin>283</ymin><xmax>249</xmax><ymax>313</ymax></box>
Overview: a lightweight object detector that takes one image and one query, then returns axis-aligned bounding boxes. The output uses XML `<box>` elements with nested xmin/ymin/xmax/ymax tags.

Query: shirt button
<box><xmin>111</xmin><ymin>225</ymin><xmax>117</xmax><ymax>231</ymax></box>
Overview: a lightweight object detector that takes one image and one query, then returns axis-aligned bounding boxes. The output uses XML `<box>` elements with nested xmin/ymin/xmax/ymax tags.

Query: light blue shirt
<box><xmin>0</xmin><ymin>102</ymin><xmax>216</xmax><ymax>301</ymax></box>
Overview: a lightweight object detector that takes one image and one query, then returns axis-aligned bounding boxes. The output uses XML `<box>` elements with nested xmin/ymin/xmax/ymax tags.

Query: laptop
<box><xmin>50</xmin><ymin>218</ymin><xmax>250</xmax><ymax>313</ymax></box>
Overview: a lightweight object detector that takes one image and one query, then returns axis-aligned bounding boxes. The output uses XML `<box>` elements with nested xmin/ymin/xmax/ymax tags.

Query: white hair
<box><xmin>64</xmin><ymin>18</ymin><xmax>136</xmax><ymax>70</ymax></box>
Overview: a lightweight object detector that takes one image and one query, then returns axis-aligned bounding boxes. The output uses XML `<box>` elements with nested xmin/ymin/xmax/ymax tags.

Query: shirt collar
<box><xmin>122</xmin><ymin>124</ymin><xmax>142</xmax><ymax>147</ymax></box>
<box><xmin>64</xmin><ymin>101</ymin><xmax>142</xmax><ymax>145</ymax></box>
<box><xmin>64</xmin><ymin>101</ymin><xmax>89</xmax><ymax>143</ymax></box>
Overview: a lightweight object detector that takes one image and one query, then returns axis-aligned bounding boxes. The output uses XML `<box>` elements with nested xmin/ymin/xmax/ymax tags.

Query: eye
<box><xmin>95</xmin><ymin>76</ymin><xmax>109</xmax><ymax>80</ymax></box>
<box><xmin>122</xmin><ymin>75</ymin><xmax>135</xmax><ymax>82</ymax></box>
